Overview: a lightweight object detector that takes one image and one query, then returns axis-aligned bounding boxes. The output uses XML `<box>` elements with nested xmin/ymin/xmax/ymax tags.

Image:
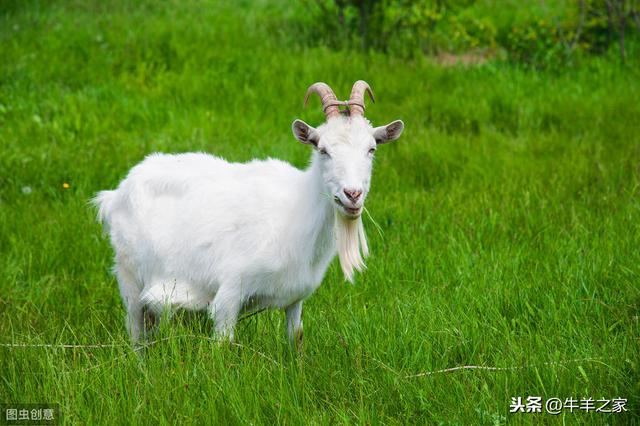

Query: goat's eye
<box><xmin>319</xmin><ymin>148</ymin><xmax>330</xmax><ymax>157</ymax></box>
<box><xmin>368</xmin><ymin>148</ymin><xmax>376</xmax><ymax>155</ymax></box>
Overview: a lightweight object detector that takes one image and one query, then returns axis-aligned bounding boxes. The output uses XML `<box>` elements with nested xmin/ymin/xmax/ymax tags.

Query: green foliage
<box><xmin>301</xmin><ymin>0</ymin><xmax>639</xmax><ymax>66</ymax></box>
<box><xmin>301</xmin><ymin>0</ymin><xmax>499</xmax><ymax>55</ymax></box>
<box><xmin>1</xmin><ymin>0</ymin><xmax>639</xmax><ymax>423</ymax></box>
<box><xmin>499</xmin><ymin>0</ymin><xmax>639</xmax><ymax>66</ymax></box>
<box><xmin>502</xmin><ymin>18</ymin><xmax>564</xmax><ymax>66</ymax></box>
<box><xmin>579</xmin><ymin>0</ymin><xmax>631</xmax><ymax>53</ymax></box>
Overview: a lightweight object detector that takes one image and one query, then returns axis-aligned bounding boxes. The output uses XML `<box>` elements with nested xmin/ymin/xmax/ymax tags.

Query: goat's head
<box><xmin>292</xmin><ymin>81</ymin><xmax>404</xmax><ymax>219</ymax></box>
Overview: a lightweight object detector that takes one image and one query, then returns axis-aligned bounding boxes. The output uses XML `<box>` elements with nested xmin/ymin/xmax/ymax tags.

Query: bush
<box><xmin>501</xmin><ymin>19</ymin><xmax>564</xmax><ymax>66</ymax></box>
<box><xmin>298</xmin><ymin>0</ymin><xmax>639</xmax><ymax>66</ymax></box>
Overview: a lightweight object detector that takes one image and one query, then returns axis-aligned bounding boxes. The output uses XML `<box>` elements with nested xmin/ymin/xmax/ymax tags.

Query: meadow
<box><xmin>0</xmin><ymin>0</ymin><xmax>639</xmax><ymax>424</ymax></box>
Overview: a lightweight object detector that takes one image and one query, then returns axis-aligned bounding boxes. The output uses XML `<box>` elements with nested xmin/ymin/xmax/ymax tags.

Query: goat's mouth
<box><xmin>334</xmin><ymin>197</ymin><xmax>362</xmax><ymax>218</ymax></box>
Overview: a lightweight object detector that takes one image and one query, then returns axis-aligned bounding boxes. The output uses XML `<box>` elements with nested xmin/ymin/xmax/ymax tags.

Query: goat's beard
<box><xmin>335</xmin><ymin>211</ymin><xmax>369</xmax><ymax>283</ymax></box>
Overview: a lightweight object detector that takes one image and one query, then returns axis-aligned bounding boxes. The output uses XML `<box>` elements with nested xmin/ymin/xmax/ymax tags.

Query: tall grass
<box><xmin>0</xmin><ymin>1</ymin><xmax>638</xmax><ymax>423</ymax></box>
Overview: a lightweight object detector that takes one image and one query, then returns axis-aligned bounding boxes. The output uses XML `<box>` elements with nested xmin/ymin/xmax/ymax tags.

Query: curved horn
<box><xmin>304</xmin><ymin>82</ymin><xmax>341</xmax><ymax>120</ymax></box>
<box><xmin>348</xmin><ymin>80</ymin><xmax>375</xmax><ymax>117</ymax></box>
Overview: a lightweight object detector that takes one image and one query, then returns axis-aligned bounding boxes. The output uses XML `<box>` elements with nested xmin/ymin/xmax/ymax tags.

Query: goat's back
<box><xmin>94</xmin><ymin>152</ymin><xmax>309</xmax><ymax>297</ymax></box>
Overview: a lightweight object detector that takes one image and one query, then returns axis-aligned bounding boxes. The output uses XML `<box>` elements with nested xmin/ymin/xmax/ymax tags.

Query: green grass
<box><xmin>1</xmin><ymin>1</ymin><xmax>639</xmax><ymax>424</ymax></box>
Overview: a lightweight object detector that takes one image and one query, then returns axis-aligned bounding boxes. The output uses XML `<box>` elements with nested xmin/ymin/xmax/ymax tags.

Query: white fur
<box><xmin>94</xmin><ymin>115</ymin><xmax>403</xmax><ymax>343</ymax></box>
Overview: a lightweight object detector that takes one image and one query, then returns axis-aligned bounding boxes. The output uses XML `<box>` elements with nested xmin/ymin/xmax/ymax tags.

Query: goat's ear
<box><xmin>292</xmin><ymin>119</ymin><xmax>320</xmax><ymax>146</ymax></box>
<box><xmin>372</xmin><ymin>120</ymin><xmax>404</xmax><ymax>144</ymax></box>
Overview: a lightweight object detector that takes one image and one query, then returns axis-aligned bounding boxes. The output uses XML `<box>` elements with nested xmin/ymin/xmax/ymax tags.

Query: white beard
<box><xmin>335</xmin><ymin>211</ymin><xmax>369</xmax><ymax>282</ymax></box>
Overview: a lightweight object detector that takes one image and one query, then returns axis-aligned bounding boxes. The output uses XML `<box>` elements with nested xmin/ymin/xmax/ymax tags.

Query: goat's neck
<box><xmin>299</xmin><ymin>154</ymin><xmax>335</xmax><ymax>263</ymax></box>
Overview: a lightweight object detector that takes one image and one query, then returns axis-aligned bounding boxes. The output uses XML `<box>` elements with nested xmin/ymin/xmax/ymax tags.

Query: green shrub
<box><xmin>298</xmin><ymin>0</ymin><xmax>639</xmax><ymax>66</ymax></box>
<box><xmin>501</xmin><ymin>19</ymin><xmax>564</xmax><ymax>66</ymax></box>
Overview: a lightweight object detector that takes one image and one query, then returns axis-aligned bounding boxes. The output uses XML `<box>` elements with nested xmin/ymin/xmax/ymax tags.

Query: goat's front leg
<box><xmin>209</xmin><ymin>286</ymin><xmax>242</xmax><ymax>343</ymax></box>
<box><xmin>285</xmin><ymin>300</ymin><xmax>303</xmax><ymax>350</ymax></box>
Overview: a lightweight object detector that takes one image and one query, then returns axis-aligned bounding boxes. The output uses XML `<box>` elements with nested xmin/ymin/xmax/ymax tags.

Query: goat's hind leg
<box><xmin>114</xmin><ymin>264</ymin><xmax>145</xmax><ymax>343</ymax></box>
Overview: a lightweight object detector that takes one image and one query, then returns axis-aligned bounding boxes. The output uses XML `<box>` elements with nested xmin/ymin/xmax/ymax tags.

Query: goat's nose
<box><xmin>343</xmin><ymin>188</ymin><xmax>363</xmax><ymax>203</ymax></box>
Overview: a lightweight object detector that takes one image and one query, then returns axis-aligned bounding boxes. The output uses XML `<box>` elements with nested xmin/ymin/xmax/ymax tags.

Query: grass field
<box><xmin>1</xmin><ymin>1</ymin><xmax>639</xmax><ymax>424</ymax></box>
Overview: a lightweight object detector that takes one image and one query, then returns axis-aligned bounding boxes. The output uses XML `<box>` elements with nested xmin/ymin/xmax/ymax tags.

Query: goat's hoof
<box><xmin>295</xmin><ymin>328</ymin><xmax>304</xmax><ymax>352</ymax></box>
<box><xmin>213</xmin><ymin>332</ymin><xmax>234</xmax><ymax>347</ymax></box>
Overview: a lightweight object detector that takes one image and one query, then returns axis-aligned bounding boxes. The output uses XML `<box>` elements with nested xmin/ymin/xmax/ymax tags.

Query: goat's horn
<box><xmin>304</xmin><ymin>82</ymin><xmax>341</xmax><ymax>120</ymax></box>
<box><xmin>348</xmin><ymin>80</ymin><xmax>375</xmax><ymax>117</ymax></box>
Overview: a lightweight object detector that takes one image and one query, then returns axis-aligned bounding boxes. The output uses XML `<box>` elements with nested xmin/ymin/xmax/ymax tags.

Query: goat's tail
<box><xmin>92</xmin><ymin>190</ymin><xmax>117</xmax><ymax>228</ymax></box>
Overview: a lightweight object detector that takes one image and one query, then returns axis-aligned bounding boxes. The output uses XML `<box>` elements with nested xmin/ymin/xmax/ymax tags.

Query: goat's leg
<box><xmin>115</xmin><ymin>264</ymin><xmax>144</xmax><ymax>343</ymax></box>
<box><xmin>285</xmin><ymin>300</ymin><xmax>303</xmax><ymax>350</ymax></box>
<box><xmin>208</xmin><ymin>285</ymin><xmax>242</xmax><ymax>342</ymax></box>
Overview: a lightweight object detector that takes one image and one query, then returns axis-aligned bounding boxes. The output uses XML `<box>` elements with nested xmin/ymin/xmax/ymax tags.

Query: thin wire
<box><xmin>1</xmin><ymin>339</ymin><xmax>608</xmax><ymax>381</ymax></box>
<box><xmin>0</xmin><ymin>342</ymin><xmax>125</xmax><ymax>349</ymax></box>
<box><xmin>399</xmin><ymin>357</ymin><xmax>608</xmax><ymax>379</ymax></box>
<box><xmin>0</xmin><ymin>334</ymin><xmax>280</xmax><ymax>369</ymax></box>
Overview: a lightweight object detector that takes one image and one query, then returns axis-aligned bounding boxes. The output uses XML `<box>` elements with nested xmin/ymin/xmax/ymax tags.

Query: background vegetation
<box><xmin>301</xmin><ymin>0</ymin><xmax>640</xmax><ymax>66</ymax></box>
<box><xmin>0</xmin><ymin>0</ymin><xmax>638</xmax><ymax>424</ymax></box>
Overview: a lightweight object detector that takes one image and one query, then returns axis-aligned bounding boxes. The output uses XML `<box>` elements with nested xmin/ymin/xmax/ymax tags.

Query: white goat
<box><xmin>94</xmin><ymin>81</ymin><xmax>404</xmax><ymax>346</ymax></box>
